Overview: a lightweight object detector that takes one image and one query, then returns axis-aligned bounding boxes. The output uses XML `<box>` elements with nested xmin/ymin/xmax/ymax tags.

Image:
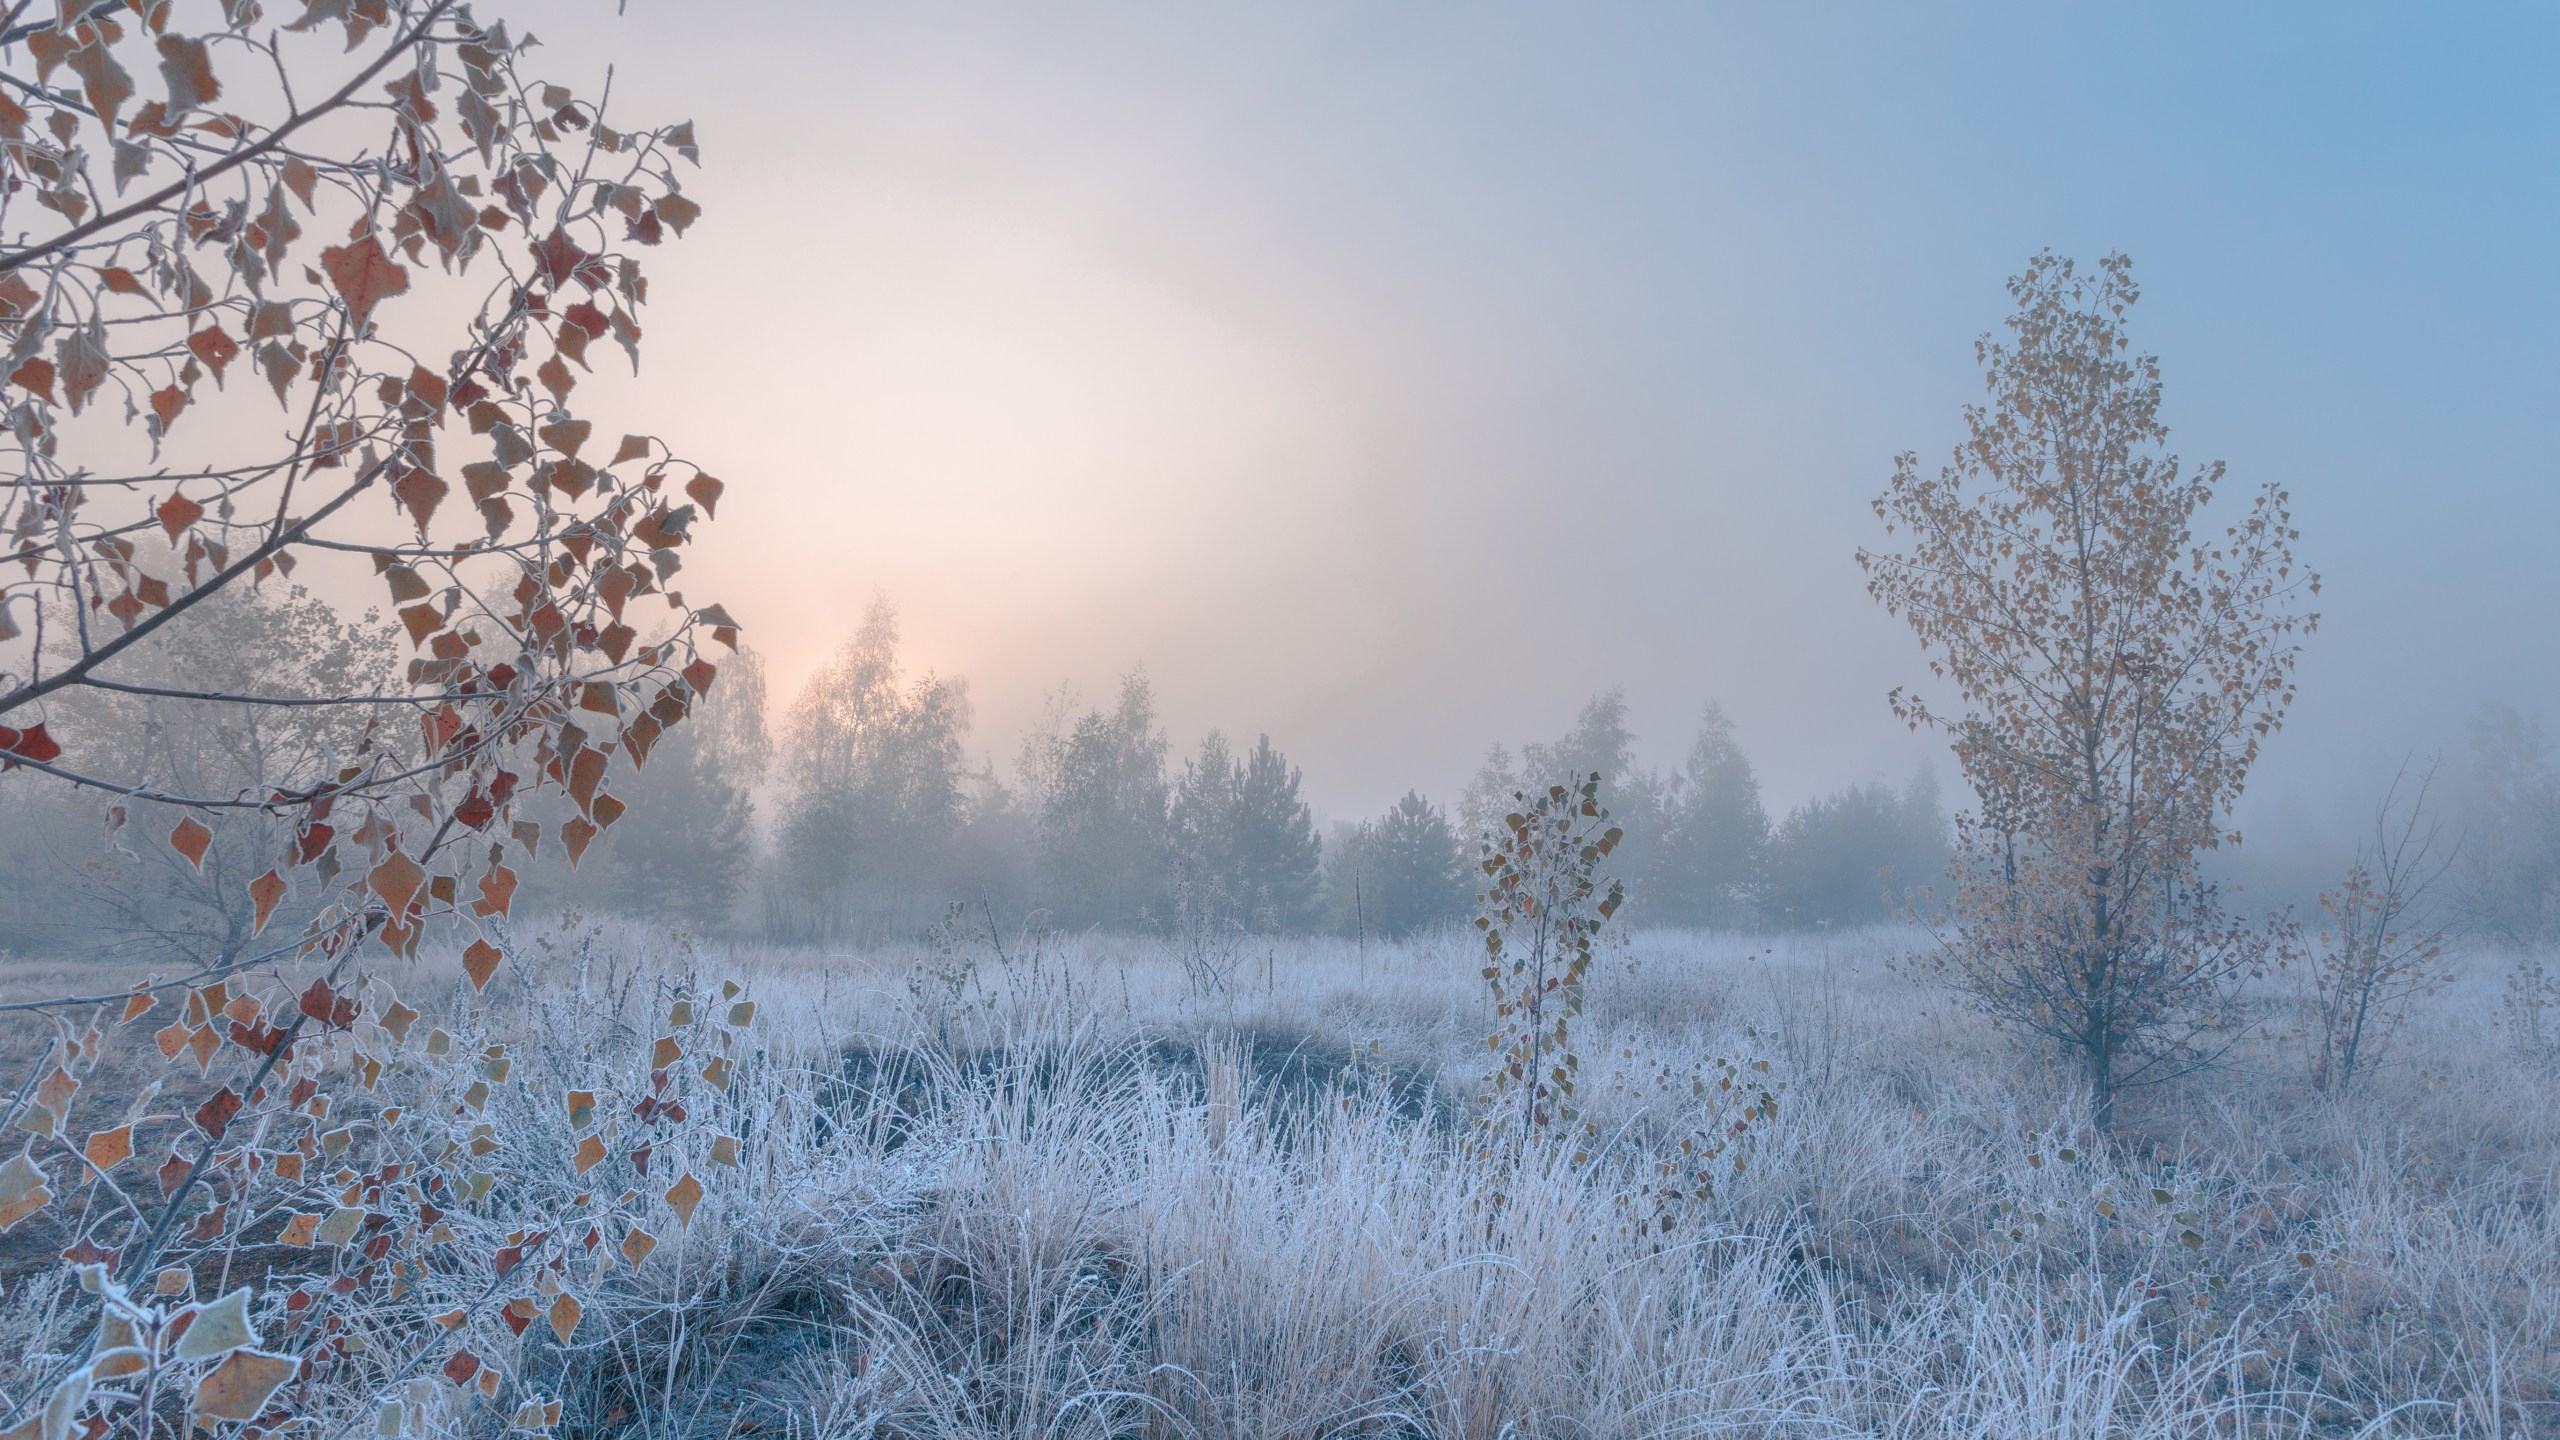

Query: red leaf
<box><xmin>194</xmin><ymin>1086</ymin><xmax>242</xmax><ymax>1140</ymax></box>
<box><xmin>0</xmin><ymin>723</ymin><xmax>62</xmax><ymax>769</ymax></box>
<box><xmin>185</xmin><ymin>325</ymin><xmax>239</xmax><ymax>383</ymax></box>
<box><xmin>320</xmin><ymin>235</ymin><xmax>411</xmax><ymax>327</ymax></box>
<box><xmin>472</xmin><ymin>865</ymin><xmax>518</xmax><ymax>918</ymax></box>
<box><xmin>9</xmin><ymin>356</ymin><xmax>55</xmax><ymax>402</ymax></box>
<box><xmin>392</xmin><ymin>467</ymin><xmax>447</xmax><ymax>535</ymax></box>
<box><xmin>684</xmin><ymin>473</ymin><xmax>722</xmax><ymax>518</ymax></box>
<box><xmin>530</xmin><ymin>228</ymin><xmax>588</xmax><ymax>288</ymax></box>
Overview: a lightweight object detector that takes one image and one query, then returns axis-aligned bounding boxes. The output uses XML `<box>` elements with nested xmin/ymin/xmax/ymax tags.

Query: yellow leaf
<box><xmin>0</xmin><ymin>1153</ymin><xmax>50</xmax><ymax>1232</ymax></box>
<box><xmin>194</xmin><ymin>1349</ymin><xmax>297</xmax><ymax>1423</ymax></box>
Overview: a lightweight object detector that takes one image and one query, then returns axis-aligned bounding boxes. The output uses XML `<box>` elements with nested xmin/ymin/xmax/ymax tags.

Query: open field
<box><xmin>8</xmin><ymin>917</ymin><xmax>2547</xmax><ymax>1439</ymax></box>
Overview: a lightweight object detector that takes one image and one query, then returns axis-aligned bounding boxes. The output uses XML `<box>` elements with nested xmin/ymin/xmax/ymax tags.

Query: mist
<box><xmin>465</xmin><ymin>2</ymin><xmax>2560</xmax><ymax>858</ymax></box>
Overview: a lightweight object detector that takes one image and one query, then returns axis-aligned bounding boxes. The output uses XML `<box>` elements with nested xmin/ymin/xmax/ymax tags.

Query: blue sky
<box><xmin>529</xmin><ymin>1</ymin><xmax>2559</xmax><ymax>852</ymax></box>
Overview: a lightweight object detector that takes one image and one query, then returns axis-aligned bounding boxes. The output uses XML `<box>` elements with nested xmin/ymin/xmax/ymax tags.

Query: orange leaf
<box><xmin>9</xmin><ymin>356</ymin><xmax>55</xmax><ymax>402</ymax></box>
<box><xmin>156</xmin><ymin>490</ymin><xmax>204</xmax><ymax>541</ymax></box>
<box><xmin>547</xmin><ymin>1293</ymin><xmax>581</xmax><ymax>1345</ymax></box>
<box><xmin>619</xmin><ymin>1226</ymin><xmax>656</xmax><ymax>1267</ymax></box>
<box><xmin>84</xmin><ymin>1125</ymin><xmax>132</xmax><ymax>1171</ymax></box>
<box><xmin>571</xmin><ymin>1134</ymin><xmax>607</xmax><ymax>1175</ymax></box>
<box><xmin>155</xmin><ymin>34</ymin><xmax>221</xmax><ymax>113</ymax></box>
<box><xmin>664</xmin><ymin>1172</ymin><xmax>704</xmax><ymax>1228</ymax></box>
<box><xmin>462</xmin><ymin>940</ymin><xmax>503</xmax><ymax>993</ymax></box>
<box><xmin>684</xmin><ymin>473</ymin><xmax>722</xmax><ymax>518</ymax></box>
<box><xmin>247</xmin><ymin>869</ymin><xmax>287</xmax><ymax>934</ymax></box>
<box><xmin>369</xmin><ymin>851</ymin><xmax>426</xmax><ymax>914</ymax></box>
<box><xmin>611</xmin><ymin>434</ymin><xmax>650</xmax><ymax>466</ymax></box>
<box><xmin>170</xmin><ymin>816</ymin><xmax>212</xmax><ymax>869</ymax></box>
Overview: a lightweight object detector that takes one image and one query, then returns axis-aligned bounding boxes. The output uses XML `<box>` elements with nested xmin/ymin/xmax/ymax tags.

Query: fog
<box><xmin>492</xmin><ymin>3</ymin><xmax>2558</xmax><ymax>839</ymax></box>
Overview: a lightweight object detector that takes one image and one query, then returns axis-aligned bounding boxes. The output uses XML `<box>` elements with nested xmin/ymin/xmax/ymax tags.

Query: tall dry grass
<box><xmin>4</xmin><ymin>916</ymin><xmax>2549</xmax><ymax>1438</ymax></box>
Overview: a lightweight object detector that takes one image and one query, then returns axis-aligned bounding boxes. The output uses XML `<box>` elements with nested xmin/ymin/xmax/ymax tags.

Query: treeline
<box><xmin>559</xmin><ymin>598</ymin><xmax>1956</xmax><ymax>941</ymax></box>
<box><xmin>8</xmin><ymin>586</ymin><xmax>2557</xmax><ymax>958</ymax></box>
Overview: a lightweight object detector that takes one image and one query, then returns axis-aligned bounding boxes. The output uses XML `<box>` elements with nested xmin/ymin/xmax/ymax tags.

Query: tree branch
<box><xmin>0</xmin><ymin>0</ymin><xmax>459</xmax><ymax>275</ymax></box>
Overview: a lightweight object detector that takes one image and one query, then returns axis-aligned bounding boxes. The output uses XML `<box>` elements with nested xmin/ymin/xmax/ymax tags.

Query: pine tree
<box><xmin>1650</xmin><ymin>702</ymin><xmax>1770</xmax><ymax>927</ymax></box>
<box><xmin>1230</xmin><ymin>734</ymin><xmax>1322</xmax><ymax>926</ymax></box>
<box><xmin>1365</xmin><ymin>791</ymin><xmax>1469</xmax><ymax>937</ymax></box>
<box><xmin>1024</xmin><ymin>671</ymin><xmax>1171</xmax><ymax>928</ymax></box>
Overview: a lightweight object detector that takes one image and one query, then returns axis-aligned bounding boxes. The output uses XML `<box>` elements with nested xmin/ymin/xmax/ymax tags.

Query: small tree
<box><xmin>2302</xmin><ymin>763</ymin><xmax>2454</xmax><ymax>1092</ymax></box>
<box><xmin>1474</xmin><ymin>774</ymin><xmax>1623</xmax><ymax>1170</ymax></box>
<box><xmin>1860</xmin><ymin>252</ymin><xmax>2317</xmax><ymax>1126</ymax></box>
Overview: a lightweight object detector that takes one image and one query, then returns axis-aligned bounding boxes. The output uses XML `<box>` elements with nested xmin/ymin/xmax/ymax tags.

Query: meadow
<box><xmin>10</xmin><ymin>917</ymin><xmax>2541</xmax><ymax>1440</ymax></box>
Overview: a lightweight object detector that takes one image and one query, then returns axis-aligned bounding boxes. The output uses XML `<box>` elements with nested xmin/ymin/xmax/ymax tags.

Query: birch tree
<box><xmin>1860</xmin><ymin>252</ymin><xmax>2317</xmax><ymax>1126</ymax></box>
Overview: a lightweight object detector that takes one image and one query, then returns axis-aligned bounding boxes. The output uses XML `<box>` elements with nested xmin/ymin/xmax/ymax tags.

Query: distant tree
<box><xmin>1648</xmin><ymin>702</ymin><xmax>1770</xmax><ymax>927</ymax></box>
<box><xmin>944</xmin><ymin>761</ymin><xmax>1037</xmax><ymax>922</ymax></box>
<box><xmin>1860</xmin><ymin>251</ymin><xmax>2317</xmax><ymax>1126</ymax></box>
<box><xmin>1361</xmin><ymin>791</ymin><xmax>1470</xmax><ymax>937</ymax></box>
<box><xmin>1762</xmin><ymin>771</ymin><xmax>1945</xmax><ymax>929</ymax></box>
<box><xmin>1230</xmin><ymin>734</ymin><xmax>1322</xmax><ymax>925</ymax></box>
<box><xmin>580</xmin><ymin>647</ymin><xmax>767</xmax><ymax>930</ymax></box>
<box><xmin>579</xmin><ymin>717</ymin><xmax>755</xmax><ymax>931</ymax></box>
<box><xmin>4</xmin><ymin>583</ymin><xmax>395</xmax><ymax>964</ymax></box>
<box><xmin>774</xmin><ymin>598</ymin><xmax>971</xmax><ymax>935</ymax></box>
<box><xmin>1524</xmin><ymin>688</ymin><xmax>1662</xmax><ymax>908</ymax></box>
<box><xmin>1021</xmin><ymin>670</ymin><xmax>1170</xmax><ymax>928</ymax></box>
<box><xmin>1458</xmin><ymin>742</ymin><xmax>1523</xmax><ymax>851</ymax></box>
<box><xmin>1523</xmin><ymin>689</ymin><xmax>1638</xmax><ymax>794</ymax></box>
<box><xmin>1169</xmin><ymin>730</ymin><xmax>1241</xmax><ymax>883</ymax></box>
<box><xmin>2458</xmin><ymin>702</ymin><xmax>2560</xmax><ymax>943</ymax></box>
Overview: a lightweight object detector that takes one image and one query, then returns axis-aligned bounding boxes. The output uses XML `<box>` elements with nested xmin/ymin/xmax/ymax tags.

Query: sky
<box><xmin>512</xmin><ymin>1</ymin><xmax>2559</xmax><ymax>849</ymax></box>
